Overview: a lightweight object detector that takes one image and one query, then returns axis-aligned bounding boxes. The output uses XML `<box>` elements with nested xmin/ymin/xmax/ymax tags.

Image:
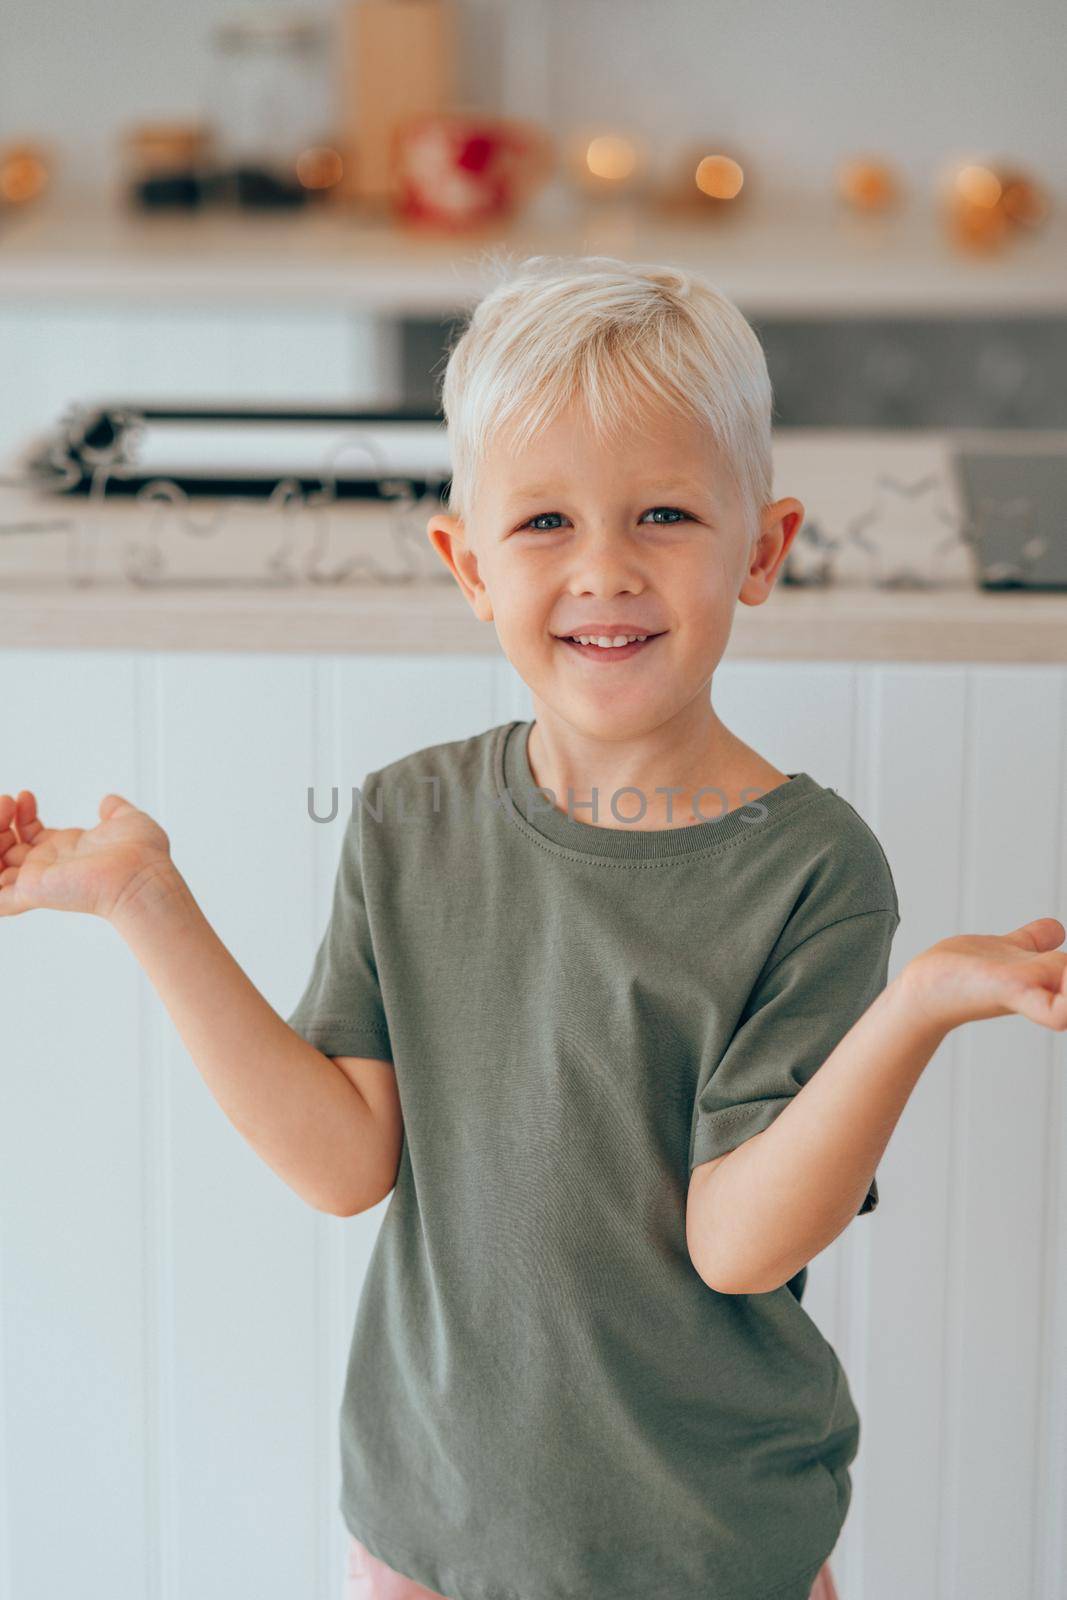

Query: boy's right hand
<box><xmin>0</xmin><ymin>789</ymin><xmax>174</xmax><ymax>923</ymax></box>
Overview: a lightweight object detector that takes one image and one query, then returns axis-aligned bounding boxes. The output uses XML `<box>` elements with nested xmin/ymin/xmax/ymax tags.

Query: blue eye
<box><xmin>643</xmin><ymin>506</ymin><xmax>690</xmax><ymax>524</ymax></box>
<box><xmin>518</xmin><ymin>506</ymin><xmax>691</xmax><ymax>532</ymax></box>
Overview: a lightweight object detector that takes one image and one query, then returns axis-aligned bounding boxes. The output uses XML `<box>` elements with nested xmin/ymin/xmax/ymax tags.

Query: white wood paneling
<box><xmin>860</xmin><ymin>666</ymin><xmax>969</xmax><ymax>1600</ymax></box>
<box><xmin>0</xmin><ymin>652</ymin><xmax>149</xmax><ymax>1599</ymax></box>
<box><xmin>947</xmin><ymin>671</ymin><xmax>1065</xmax><ymax>1600</ymax></box>
<box><xmin>152</xmin><ymin>654</ymin><xmax>326</xmax><ymax>1600</ymax></box>
<box><xmin>1</xmin><ymin>649</ymin><xmax>1065</xmax><ymax>1600</ymax></box>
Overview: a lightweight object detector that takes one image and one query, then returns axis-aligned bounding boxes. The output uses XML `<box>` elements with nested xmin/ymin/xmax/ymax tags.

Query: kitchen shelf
<box><xmin>1</xmin><ymin>197</ymin><xmax>1065</xmax><ymax>317</ymax></box>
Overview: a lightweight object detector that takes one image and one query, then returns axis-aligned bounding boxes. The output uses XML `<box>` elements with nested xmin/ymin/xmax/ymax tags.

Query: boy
<box><xmin>2</xmin><ymin>255</ymin><xmax>1064</xmax><ymax>1600</ymax></box>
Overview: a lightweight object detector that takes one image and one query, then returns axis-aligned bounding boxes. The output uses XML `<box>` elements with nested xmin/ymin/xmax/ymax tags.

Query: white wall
<box><xmin>1</xmin><ymin>0</ymin><xmax>1063</xmax><ymax>205</ymax></box>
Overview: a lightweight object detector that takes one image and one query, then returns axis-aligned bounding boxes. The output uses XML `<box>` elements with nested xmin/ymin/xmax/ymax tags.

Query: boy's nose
<box><xmin>564</xmin><ymin>528</ymin><xmax>649</xmax><ymax>592</ymax></box>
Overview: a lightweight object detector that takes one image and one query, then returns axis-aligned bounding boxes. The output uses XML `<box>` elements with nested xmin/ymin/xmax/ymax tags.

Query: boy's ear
<box><xmin>737</xmin><ymin>497</ymin><xmax>805</xmax><ymax>606</ymax></box>
<box><xmin>425</xmin><ymin>512</ymin><xmax>495</xmax><ymax>623</ymax></box>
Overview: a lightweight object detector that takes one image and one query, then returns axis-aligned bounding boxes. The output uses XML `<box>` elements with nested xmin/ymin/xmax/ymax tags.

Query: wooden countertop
<box><xmin>3</xmin><ymin>569</ymin><xmax>1067</xmax><ymax>661</ymax></box>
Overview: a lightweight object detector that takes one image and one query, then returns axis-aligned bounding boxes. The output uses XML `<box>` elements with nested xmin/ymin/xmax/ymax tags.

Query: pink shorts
<box><xmin>344</xmin><ymin>1533</ymin><xmax>842</xmax><ymax>1599</ymax></box>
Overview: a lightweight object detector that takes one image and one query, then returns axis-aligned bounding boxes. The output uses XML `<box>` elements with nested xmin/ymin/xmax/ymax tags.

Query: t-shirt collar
<box><xmin>497</xmin><ymin>719</ymin><xmax>822</xmax><ymax>862</ymax></box>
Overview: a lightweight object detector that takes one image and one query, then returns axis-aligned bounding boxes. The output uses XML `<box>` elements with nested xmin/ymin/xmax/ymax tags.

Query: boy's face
<box><xmin>427</xmin><ymin>396</ymin><xmax>803</xmax><ymax>740</ymax></box>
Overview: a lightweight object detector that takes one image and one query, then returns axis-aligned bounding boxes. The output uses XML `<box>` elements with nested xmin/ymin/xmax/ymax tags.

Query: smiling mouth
<box><xmin>556</xmin><ymin>633</ymin><xmax>665</xmax><ymax>661</ymax></box>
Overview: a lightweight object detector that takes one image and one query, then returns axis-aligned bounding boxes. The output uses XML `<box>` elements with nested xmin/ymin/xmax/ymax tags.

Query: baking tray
<box><xmin>23</xmin><ymin>402</ymin><xmax>453</xmax><ymax>501</ymax></box>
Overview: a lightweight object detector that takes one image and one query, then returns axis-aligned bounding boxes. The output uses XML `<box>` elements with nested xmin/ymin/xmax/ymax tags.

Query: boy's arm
<box><xmin>113</xmin><ymin>863</ymin><xmax>403</xmax><ymax>1218</ymax></box>
<box><xmin>687</xmin><ymin>918</ymin><xmax>1067</xmax><ymax>1295</ymax></box>
<box><xmin>686</xmin><ymin>973</ymin><xmax>946</xmax><ymax>1293</ymax></box>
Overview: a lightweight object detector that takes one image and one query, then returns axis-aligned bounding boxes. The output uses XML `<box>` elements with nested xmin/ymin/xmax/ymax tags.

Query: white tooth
<box><xmin>571</xmin><ymin>633</ymin><xmax>648</xmax><ymax>647</ymax></box>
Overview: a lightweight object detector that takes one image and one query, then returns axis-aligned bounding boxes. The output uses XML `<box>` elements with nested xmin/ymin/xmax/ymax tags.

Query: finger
<box><xmin>0</xmin><ymin>794</ymin><xmax>30</xmax><ymax>839</ymax></box>
<box><xmin>1013</xmin><ymin>983</ymin><xmax>1067</xmax><ymax>1030</ymax></box>
<box><xmin>2</xmin><ymin>821</ymin><xmax>46</xmax><ymax>858</ymax></box>
<box><xmin>0</xmin><ymin>866</ymin><xmax>19</xmax><ymax>886</ymax></box>
<box><xmin>1002</xmin><ymin>917</ymin><xmax>1066</xmax><ymax>953</ymax></box>
<box><xmin>13</xmin><ymin>790</ymin><xmax>42</xmax><ymax>844</ymax></box>
<box><xmin>2</xmin><ymin>841</ymin><xmax>32</xmax><ymax>866</ymax></box>
<box><xmin>99</xmin><ymin>793</ymin><xmax>137</xmax><ymax>822</ymax></box>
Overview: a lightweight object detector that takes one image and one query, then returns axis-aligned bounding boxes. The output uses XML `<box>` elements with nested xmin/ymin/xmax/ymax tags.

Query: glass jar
<box><xmin>207</xmin><ymin>10</ymin><xmax>333</xmax><ymax>207</ymax></box>
<box><xmin>122</xmin><ymin>121</ymin><xmax>214</xmax><ymax>210</ymax></box>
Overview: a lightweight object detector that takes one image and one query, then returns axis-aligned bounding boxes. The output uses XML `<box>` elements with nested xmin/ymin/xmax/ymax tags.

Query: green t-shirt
<box><xmin>287</xmin><ymin>718</ymin><xmax>900</xmax><ymax>1600</ymax></box>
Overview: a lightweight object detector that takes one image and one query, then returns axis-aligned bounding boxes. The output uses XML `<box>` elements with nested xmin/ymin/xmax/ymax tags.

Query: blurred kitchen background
<box><xmin>1</xmin><ymin>0</ymin><xmax>1065</xmax><ymax>440</ymax></box>
<box><xmin>3</xmin><ymin>6</ymin><xmax>1067</xmax><ymax>1600</ymax></box>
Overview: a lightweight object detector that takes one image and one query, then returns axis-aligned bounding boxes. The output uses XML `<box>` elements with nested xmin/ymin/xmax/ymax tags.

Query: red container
<box><xmin>391</xmin><ymin>112</ymin><xmax>555</xmax><ymax>231</ymax></box>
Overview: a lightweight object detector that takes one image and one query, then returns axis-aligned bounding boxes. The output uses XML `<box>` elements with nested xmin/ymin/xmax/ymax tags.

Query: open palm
<box><xmin>904</xmin><ymin>917</ymin><xmax>1067</xmax><ymax>1033</ymax></box>
<box><xmin>0</xmin><ymin>789</ymin><xmax>172</xmax><ymax>921</ymax></box>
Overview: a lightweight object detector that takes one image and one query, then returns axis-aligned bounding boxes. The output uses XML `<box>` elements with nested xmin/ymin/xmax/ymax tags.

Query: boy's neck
<box><xmin>524</xmin><ymin>710</ymin><xmax>791</xmax><ymax>832</ymax></box>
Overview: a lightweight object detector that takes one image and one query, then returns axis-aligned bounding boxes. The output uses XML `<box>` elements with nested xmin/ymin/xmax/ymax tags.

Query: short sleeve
<box><xmin>286</xmin><ymin>800</ymin><xmax>393</xmax><ymax>1063</ymax></box>
<box><xmin>689</xmin><ymin>907</ymin><xmax>900</xmax><ymax>1216</ymax></box>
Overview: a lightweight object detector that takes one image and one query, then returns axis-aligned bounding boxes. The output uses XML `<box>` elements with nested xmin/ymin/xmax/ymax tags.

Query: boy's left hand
<box><xmin>901</xmin><ymin>916</ymin><xmax>1067</xmax><ymax>1035</ymax></box>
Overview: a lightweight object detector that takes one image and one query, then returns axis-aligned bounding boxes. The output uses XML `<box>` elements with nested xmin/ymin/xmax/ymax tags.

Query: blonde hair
<box><xmin>436</xmin><ymin>250</ymin><xmax>774</xmax><ymax>542</ymax></box>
